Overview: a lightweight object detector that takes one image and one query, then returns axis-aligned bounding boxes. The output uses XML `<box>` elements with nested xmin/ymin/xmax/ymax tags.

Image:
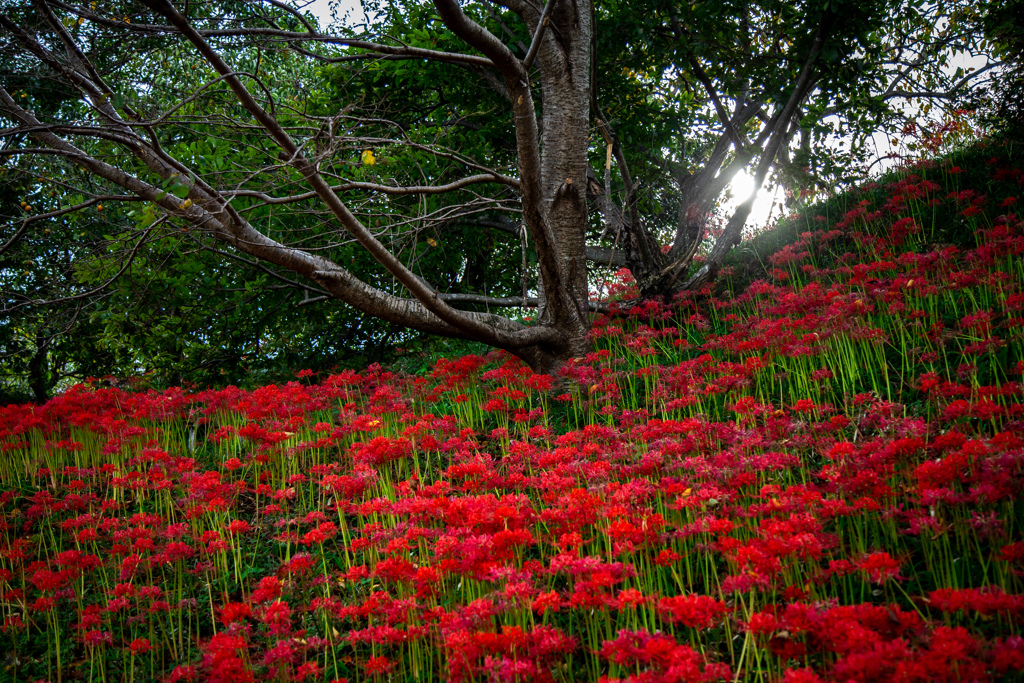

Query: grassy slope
<box><xmin>723</xmin><ymin>138</ymin><xmax>1022</xmax><ymax>296</ymax></box>
<box><xmin>0</xmin><ymin>138</ymin><xmax>1023</xmax><ymax>682</ymax></box>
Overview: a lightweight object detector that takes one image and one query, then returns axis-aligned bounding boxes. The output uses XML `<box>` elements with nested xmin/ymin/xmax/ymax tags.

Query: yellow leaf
<box><xmin>361</xmin><ymin>150</ymin><xmax>376</xmax><ymax>166</ymax></box>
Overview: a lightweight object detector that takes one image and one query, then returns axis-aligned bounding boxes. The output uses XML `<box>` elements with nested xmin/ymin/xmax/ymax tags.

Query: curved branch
<box><xmin>224</xmin><ymin>174</ymin><xmax>520</xmax><ymax>204</ymax></box>
<box><xmin>202</xmin><ymin>246</ymin><xmax>330</xmax><ymax>296</ymax></box>
<box><xmin>478</xmin><ymin>215</ymin><xmax>626</xmax><ymax>267</ymax></box>
<box><xmin>432</xmin><ymin>0</ymin><xmax>526</xmax><ymax>80</ymax></box>
<box><xmin>139</xmin><ymin>0</ymin><xmax>563</xmax><ymax>351</ymax></box>
<box><xmin>0</xmin><ymin>86</ymin><xmax>553</xmax><ymax>348</ymax></box>
<box><xmin>47</xmin><ymin>2</ymin><xmax>497</xmax><ymax>68</ymax></box>
<box><xmin>0</xmin><ymin>221</ymin><xmax>31</xmax><ymax>257</ymax></box>
<box><xmin>681</xmin><ymin>13</ymin><xmax>834</xmax><ymax>292</ymax></box>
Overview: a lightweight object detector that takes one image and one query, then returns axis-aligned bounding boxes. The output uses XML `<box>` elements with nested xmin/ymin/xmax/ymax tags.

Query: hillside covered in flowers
<box><xmin>2</xmin><ymin>142</ymin><xmax>1023</xmax><ymax>682</ymax></box>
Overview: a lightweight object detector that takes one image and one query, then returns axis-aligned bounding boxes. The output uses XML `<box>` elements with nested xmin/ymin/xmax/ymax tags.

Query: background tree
<box><xmin>0</xmin><ymin>0</ymin><xmax>1001</xmax><ymax>391</ymax></box>
<box><xmin>967</xmin><ymin>0</ymin><xmax>1023</xmax><ymax>137</ymax></box>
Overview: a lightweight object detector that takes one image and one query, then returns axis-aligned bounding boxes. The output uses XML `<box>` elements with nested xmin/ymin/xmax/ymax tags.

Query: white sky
<box><xmin>300</xmin><ymin>0</ymin><xmax>366</xmax><ymax>28</ymax></box>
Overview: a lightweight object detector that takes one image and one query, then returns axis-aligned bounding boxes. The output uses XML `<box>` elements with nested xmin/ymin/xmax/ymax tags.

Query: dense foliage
<box><xmin>1</xmin><ymin>139</ymin><xmax>1022</xmax><ymax>681</ymax></box>
<box><xmin>1</xmin><ymin>0</ymin><xmax>1000</xmax><ymax>396</ymax></box>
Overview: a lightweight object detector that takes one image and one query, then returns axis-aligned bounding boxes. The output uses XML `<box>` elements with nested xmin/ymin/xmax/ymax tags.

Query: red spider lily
<box><xmin>227</xmin><ymin>519</ymin><xmax>251</xmax><ymax>535</ymax></box>
<box><xmin>617</xmin><ymin>588</ymin><xmax>647</xmax><ymax>609</ymax></box>
<box><xmin>219</xmin><ymin>602</ymin><xmax>253</xmax><ymax>626</ymax></box>
<box><xmin>3</xmin><ymin>155</ymin><xmax>1024</xmax><ymax>682</ymax></box>
<box><xmin>744</xmin><ymin>611</ymin><xmax>778</xmax><ymax>636</ymax></box>
<box><xmin>251</xmin><ymin>576</ymin><xmax>282</xmax><ymax>603</ymax></box>
<box><xmin>202</xmin><ymin>632</ymin><xmax>253</xmax><ymax>683</ymax></box>
<box><xmin>364</xmin><ymin>655</ymin><xmax>392</xmax><ymax>676</ymax></box>
<box><xmin>599</xmin><ymin>629</ymin><xmax>730</xmax><ymax>681</ymax></box>
<box><xmin>658</xmin><ymin>594</ymin><xmax>729</xmax><ymax>629</ymax></box>
<box><xmin>299</xmin><ymin>521</ymin><xmax>338</xmax><ymax>546</ymax></box>
<box><xmin>82</xmin><ymin>629</ymin><xmax>113</xmax><ymax>647</ymax></box>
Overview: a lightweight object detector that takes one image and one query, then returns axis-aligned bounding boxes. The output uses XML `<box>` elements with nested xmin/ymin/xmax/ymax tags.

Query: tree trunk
<box><xmin>502</xmin><ymin>0</ymin><xmax>594</xmax><ymax>372</ymax></box>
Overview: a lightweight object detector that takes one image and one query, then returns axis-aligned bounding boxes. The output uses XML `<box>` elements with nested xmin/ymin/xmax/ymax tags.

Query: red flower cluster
<box><xmin>2</xmin><ymin>148</ymin><xmax>1023</xmax><ymax>681</ymax></box>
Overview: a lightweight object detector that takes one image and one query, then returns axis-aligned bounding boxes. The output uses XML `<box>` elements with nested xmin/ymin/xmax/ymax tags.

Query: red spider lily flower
<box><xmin>599</xmin><ymin>629</ymin><xmax>729</xmax><ymax>679</ymax></box>
<box><xmin>128</xmin><ymin>637</ymin><xmax>152</xmax><ymax>654</ymax></box>
<box><xmin>300</xmin><ymin>521</ymin><xmax>337</xmax><ymax>546</ymax></box>
<box><xmin>30</xmin><ymin>568</ymin><xmax>74</xmax><ymax>592</ymax></box>
<box><xmin>781</xmin><ymin>667</ymin><xmax>823</xmax><ymax>683</ymax></box>
<box><xmin>295</xmin><ymin>661</ymin><xmax>321</xmax><ymax>679</ymax></box>
<box><xmin>82</xmin><ymin>629</ymin><xmax>113</xmax><ymax>647</ymax></box>
<box><xmin>991</xmin><ymin>637</ymin><xmax>1024</xmax><ymax>676</ymax></box>
<box><xmin>617</xmin><ymin>588</ymin><xmax>646</xmax><ymax>609</ymax></box>
<box><xmin>928</xmin><ymin>587</ymin><xmax>1024</xmax><ymax>618</ymax></box>
<box><xmin>168</xmin><ymin>665</ymin><xmax>197</xmax><ymax>682</ymax></box>
<box><xmin>999</xmin><ymin>541</ymin><xmax>1024</xmax><ymax>564</ymax></box>
<box><xmin>745</xmin><ymin>611</ymin><xmax>778</xmax><ymax>636</ymax></box>
<box><xmin>282</xmin><ymin>553</ymin><xmax>315</xmax><ymax>576</ymax></box>
<box><xmin>364</xmin><ymin>655</ymin><xmax>393</xmax><ymax>676</ymax></box>
<box><xmin>31</xmin><ymin>596</ymin><xmax>56</xmax><ymax>612</ymax></box>
<box><xmin>658</xmin><ymin>594</ymin><xmax>730</xmax><ymax>629</ymax></box>
<box><xmin>262</xmin><ymin>639</ymin><xmax>295</xmax><ymax>666</ymax></box>
<box><xmin>202</xmin><ymin>632</ymin><xmax>253</xmax><ymax>683</ymax></box>
<box><xmin>654</xmin><ymin>548</ymin><xmax>682</xmax><ymax>566</ymax></box>
<box><xmin>262</xmin><ymin>599</ymin><xmax>292</xmax><ymax>632</ymax></box>
<box><xmin>532</xmin><ymin>591</ymin><xmax>561</xmax><ymax>614</ymax></box>
<box><xmin>219</xmin><ymin>602</ymin><xmax>252</xmax><ymax>626</ymax></box>
<box><xmin>250</xmin><ymin>575</ymin><xmax>282</xmax><ymax>603</ymax></box>
<box><xmin>793</xmin><ymin>398</ymin><xmax>816</xmax><ymax>413</ymax></box>
<box><xmin>226</xmin><ymin>519</ymin><xmax>251</xmax><ymax>535</ymax></box>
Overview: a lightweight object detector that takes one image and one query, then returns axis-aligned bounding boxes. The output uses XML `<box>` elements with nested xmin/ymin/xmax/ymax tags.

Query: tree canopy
<box><xmin>0</xmin><ymin>0</ymin><xmax>1002</xmax><ymax>398</ymax></box>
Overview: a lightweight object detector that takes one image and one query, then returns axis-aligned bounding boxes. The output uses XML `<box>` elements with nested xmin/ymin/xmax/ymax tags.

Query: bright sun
<box><xmin>729</xmin><ymin>170</ymin><xmax>758</xmax><ymax>203</ymax></box>
<box><xmin>725</xmin><ymin>170</ymin><xmax>782</xmax><ymax>234</ymax></box>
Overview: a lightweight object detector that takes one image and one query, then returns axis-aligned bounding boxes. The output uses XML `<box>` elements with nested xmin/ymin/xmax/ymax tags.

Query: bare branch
<box><xmin>682</xmin><ymin>12</ymin><xmax>835</xmax><ymax>291</ymax></box>
<box><xmin>224</xmin><ymin>174</ymin><xmax>519</xmax><ymax>204</ymax></box>
<box><xmin>432</xmin><ymin>0</ymin><xmax>527</xmax><ymax>80</ymax></box>
<box><xmin>523</xmin><ymin>0</ymin><xmax>555</xmax><ymax>70</ymax></box>
<box><xmin>46</xmin><ymin>1</ymin><xmax>498</xmax><ymax>69</ymax></box>
<box><xmin>0</xmin><ymin>222</ymin><xmax>31</xmax><ymax>257</ymax></box>
<box><xmin>478</xmin><ymin>215</ymin><xmax>627</xmax><ymax>267</ymax></box>
<box><xmin>203</xmin><ymin>245</ymin><xmax>331</xmax><ymax>296</ymax></box>
<box><xmin>687</xmin><ymin>57</ymin><xmax>750</xmax><ymax>152</ymax></box>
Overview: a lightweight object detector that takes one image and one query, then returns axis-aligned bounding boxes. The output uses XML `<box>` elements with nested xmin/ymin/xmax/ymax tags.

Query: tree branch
<box><xmin>0</xmin><ymin>85</ymin><xmax>557</xmax><ymax>350</ymax></box>
<box><xmin>432</xmin><ymin>0</ymin><xmax>528</xmax><ymax>80</ymax></box>
<box><xmin>522</xmin><ymin>0</ymin><xmax>555</xmax><ymax>70</ymax></box>
<box><xmin>140</xmin><ymin>0</ymin><xmax>562</xmax><ymax>351</ymax></box>
<box><xmin>224</xmin><ymin>173</ymin><xmax>519</xmax><ymax>204</ymax></box>
<box><xmin>681</xmin><ymin>12</ymin><xmax>835</xmax><ymax>292</ymax></box>
<box><xmin>432</xmin><ymin>0</ymin><xmax>571</xmax><ymax>323</ymax></box>
<box><xmin>46</xmin><ymin>1</ymin><xmax>498</xmax><ymax>69</ymax></box>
